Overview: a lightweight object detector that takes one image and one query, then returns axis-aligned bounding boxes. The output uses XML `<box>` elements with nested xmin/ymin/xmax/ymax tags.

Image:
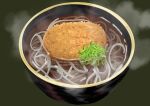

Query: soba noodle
<box><xmin>29</xmin><ymin>17</ymin><xmax>127</xmax><ymax>85</ymax></box>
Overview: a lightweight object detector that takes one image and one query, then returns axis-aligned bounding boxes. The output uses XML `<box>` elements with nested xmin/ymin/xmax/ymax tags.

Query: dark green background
<box><xmin>1</xmin><ymin>0</ymin><xmax>150</xmax><ymax>106</ymax></box>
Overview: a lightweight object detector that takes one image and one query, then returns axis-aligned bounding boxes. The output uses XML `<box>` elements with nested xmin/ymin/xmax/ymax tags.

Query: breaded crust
<box><xmin>43</xmin><ymin>22</ymin><xmax>107</xmax><ymax>59</ymax></box>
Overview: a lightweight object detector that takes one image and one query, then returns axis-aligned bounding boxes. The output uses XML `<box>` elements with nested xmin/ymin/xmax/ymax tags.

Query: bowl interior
<box><xmin>20</xmin><ymin>3</ymin><xmax>133</xmax><ymax>87</ymax></box>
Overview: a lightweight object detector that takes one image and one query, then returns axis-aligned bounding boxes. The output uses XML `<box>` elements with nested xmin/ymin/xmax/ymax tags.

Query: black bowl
<box><xmin>19</xmin><ymin>2</ymin><xmax>135</xmax><ymax>104</ymax></box>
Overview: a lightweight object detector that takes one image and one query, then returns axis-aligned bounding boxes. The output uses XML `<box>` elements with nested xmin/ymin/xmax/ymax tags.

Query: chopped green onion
<box><xmin>79</xmin><ymin>42</ymin><xmax>106</xmax><ymax>66</ymax></box>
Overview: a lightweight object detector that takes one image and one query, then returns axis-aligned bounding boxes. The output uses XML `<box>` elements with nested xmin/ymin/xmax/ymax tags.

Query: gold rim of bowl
<box><xmin>19</xmin><ymin>2</ymin><xmax>135</xmax><ymax>88</ymax></box>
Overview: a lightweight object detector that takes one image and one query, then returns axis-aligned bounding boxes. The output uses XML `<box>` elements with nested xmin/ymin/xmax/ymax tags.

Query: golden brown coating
<box><xmin>43</xmin><ymin>21</ymin><xmax>107</xmax><ymax>59</ymax></box>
